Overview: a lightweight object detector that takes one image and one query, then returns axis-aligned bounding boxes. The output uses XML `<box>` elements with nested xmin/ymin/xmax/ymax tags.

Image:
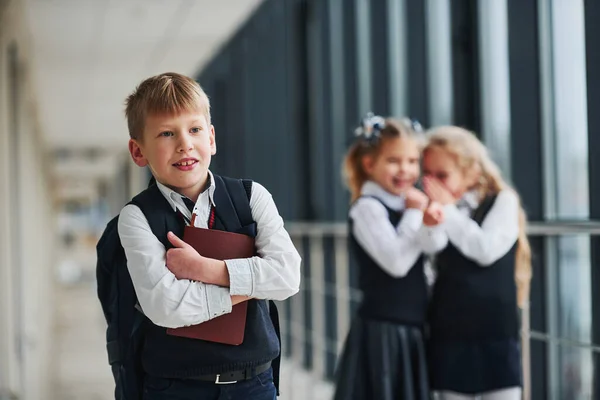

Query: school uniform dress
<box><xmin>427</xmin><ymin>190</ymin><xmax>522</xmax><ymax>395</ymax></box>
<box><xmin>334</xmin><ymin>181</ymin><xmax>446</xmax><ymax>400</ymax></box>
<box><xmin>117</xmin><ymin>170</ymin><xmax>302</xmax><ymax>399</ymax></box>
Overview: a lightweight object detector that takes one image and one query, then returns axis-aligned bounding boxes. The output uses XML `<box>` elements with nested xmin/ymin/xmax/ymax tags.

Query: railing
<box><xmin>278</xmin><ymin>220</ymin><xmax>600</xmax><ymax>399</ymax></box>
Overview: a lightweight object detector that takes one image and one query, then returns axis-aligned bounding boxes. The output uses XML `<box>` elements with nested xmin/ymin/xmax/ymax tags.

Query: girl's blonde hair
<box><xmin>343</xmin><ymin>118</ymin><xmax>422</xmax><ymax>202</ymax></box>
<box><xmin>424</xmin><ymin>126</ymin><xmax>532</xmax><ymax>308</ymax></box>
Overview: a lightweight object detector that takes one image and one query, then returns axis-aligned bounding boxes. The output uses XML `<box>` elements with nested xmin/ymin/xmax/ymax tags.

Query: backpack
<box><xmin>96</xmin><ymin>176</ymin><xmax>281</xmax><ymax>399</ymax></box>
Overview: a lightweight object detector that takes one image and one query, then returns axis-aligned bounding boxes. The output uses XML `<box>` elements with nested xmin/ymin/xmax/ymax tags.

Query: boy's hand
<box><xmin>423</xmin><ymin>201</ymin><xmax>445</xmax><ymax>226</ymax></box>
<box><xmin>166</xmin><ymin>232</ymin><xmax>230</xmax><ymax>286</ymax></box>
<box><xmin>405</xmin><ymin>187</ymin><xmax>429</xmax><ymax>210</ymax></box>
<box><xmin>166</xmin><ymin>232</ymin><xmax>203</xmax><ymax>280</ymax></box>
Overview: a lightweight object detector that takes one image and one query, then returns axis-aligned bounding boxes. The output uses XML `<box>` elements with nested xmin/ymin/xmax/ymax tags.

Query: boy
<box><xmin>117</xmin><ymin>72</ymin><xmax>301</xmax><ymax>399</ymax></box>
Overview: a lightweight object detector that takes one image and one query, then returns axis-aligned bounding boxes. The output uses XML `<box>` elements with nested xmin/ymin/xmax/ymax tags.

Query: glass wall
<box><xmin>197</xmin><ymin>0</ymin><xmax>600</xmax><ymax>398</ymax></box>
<box><xmin>544</xmin><ymin>1</ymin><xmax>591</xmax><ymax>398</ymax></box>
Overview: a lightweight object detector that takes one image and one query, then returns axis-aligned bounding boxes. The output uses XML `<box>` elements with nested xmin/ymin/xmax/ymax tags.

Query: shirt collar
<box><xmin>155</xmin><ymin>170</ymin><xmax>216</xmax><ymax>212</ymax></box>
<box><xmin>360</xmin><ymin>180</ymin><xmax>406</xmax><ymax>211</ymax></box>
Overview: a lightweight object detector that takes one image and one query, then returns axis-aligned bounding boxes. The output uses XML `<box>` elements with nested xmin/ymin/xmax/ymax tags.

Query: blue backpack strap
<box><xmin>130</xmin><ymin>184</ymin><xmax>182</xmax><ymax>248</ymax></box>
<box><xmin>239</xmin><ymin>179</ymin><xmax>253</xmax><ymax>224</ymax></box>
<box><xmin>213</xmin><ymin>175</ymin><xmax>254</xmax><ymax>232</ymax></box>
<box><xmin>213</xmin><ymin>175</ymin><xmax>282</xmax><ymax>395</ymax></box>
<box><xmin>269</xmin><ymin>300</ymin><xmax>282</xmax><ymax>395</ymax></box>
<box><xmin>96</xmin><ymin>213</ymin><xmax>145</xmax><ymax>400</ymax></box>
<box><xmin>242</xmin><ymin>179</ymin><xmax>253</xmax><ymax>202</ymax></box>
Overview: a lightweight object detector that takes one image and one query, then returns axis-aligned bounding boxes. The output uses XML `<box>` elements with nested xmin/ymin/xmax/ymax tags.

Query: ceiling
<box><xmin>24</xmin><ymin>0</ymin><xmax>263</xmax><ymax>191</ymax></box>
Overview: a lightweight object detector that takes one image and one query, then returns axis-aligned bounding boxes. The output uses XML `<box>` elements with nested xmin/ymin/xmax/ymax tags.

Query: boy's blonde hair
<box><xmin>343</xmin><ymin>118</ymin><xmax>422</xmax><ymax>202</ymax></box>
<box><xmin>125</xmin><ymin>72</ymin><xmax>211</xmax><ymax>140</ymax></box>
<box><xmin>424</xmin><ymin>126</ymin><xmax>532</xmax><ymax>308</ymax></box>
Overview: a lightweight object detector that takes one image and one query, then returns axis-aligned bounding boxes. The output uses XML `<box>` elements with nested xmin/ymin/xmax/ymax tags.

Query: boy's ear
<box><xmin>209</xmin><ymin>125</ymin><xmax>217</xmax><ymax>155</ymax></box>
<box><xmin>129</xmin><ymin>139</ymin><xmax>148</xmax><ymax>167</ymax></box>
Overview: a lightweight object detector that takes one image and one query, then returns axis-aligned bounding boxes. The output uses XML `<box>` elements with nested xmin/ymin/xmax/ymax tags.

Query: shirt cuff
<box><xmin>205</xmin><ymin>285</ymin><xmax>233</xmax><ymax>319</ymax></box>
<box><xmin>397</xmin><ymin>208</ymin><xmax>424</xmax><ymax>236</ymax></box>
<box><xmin>420</xmin><ymin>225</ymin><xmax>440</xmax><ymax>237</ymax></box>
<box><xmin>225</xmin><ymin>258</ymin><xmax>254</xmax><ymax>296</ymax></box>
<box><xmin>442</xmin><ymin>204</ymin><xmax>465</xmax><ymax>238</ymax></box>
<box><xmin>417</xmin><ymin>225</ymin><xmax>448</xmax><ymax>254</ymax></box>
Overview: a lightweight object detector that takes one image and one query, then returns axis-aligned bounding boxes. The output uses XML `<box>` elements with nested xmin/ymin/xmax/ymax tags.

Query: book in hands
<box><xmin>166</xmin><ymin>226</ymin><xmax>255</xmax><ymax>345</ymax></box>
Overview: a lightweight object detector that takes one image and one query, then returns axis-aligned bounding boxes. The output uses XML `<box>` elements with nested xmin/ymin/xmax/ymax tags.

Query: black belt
<box><xmin>196</xmin><ymin>361</ymin><xmax>271</xmax><ymax>384</ymax></box>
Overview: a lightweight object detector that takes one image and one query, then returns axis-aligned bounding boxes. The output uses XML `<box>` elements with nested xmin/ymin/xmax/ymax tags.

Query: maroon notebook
<box><xmin>166</xmin><ymin>226</ymin><xmax>255</xmax><ymax>345</ymax></box>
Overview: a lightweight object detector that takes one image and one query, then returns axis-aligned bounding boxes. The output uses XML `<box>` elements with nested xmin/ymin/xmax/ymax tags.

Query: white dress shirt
<box><xmin>118</xmin><ymin>170</ymin><xmax>302</xmax><ymax>329</ymax></box>
<box><xmin>349</xmin><ymin>181</ymin><xmax>447</xmax><ymax>279</ymax></box>
<box><xmin>439</xmin><ymin>189</ymin><xmax>520</xmax><ymax>266</ymax></box>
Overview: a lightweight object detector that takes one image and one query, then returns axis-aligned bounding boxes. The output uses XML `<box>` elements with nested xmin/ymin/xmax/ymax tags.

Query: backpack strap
<box><xmin>213</xmin><ymin>175</ymin><xmax>254</xmax><ymax>231</ymax></box>
<box><xmin>130</xmin><ymin>184</ymin><xmax>180</xmax><ymax>248</ymax></box>
<box><xmin>226</xmin><ymin>177</ymin><xmax>253</xmax><ymax>227</ymax></box>
<box><xmin>242</xmin><ymin>179</ymin><xmax>253</xmax><ymax>202</ymax></box>
<box><xmin>214</xmin><ymin>175</ymin><xmax>282</xmax><ymax>395</ymax></box>
<box><xmin>269</xmin><ymin>300</ymin><xmax>282</xmax><ymax>396</ymax></box>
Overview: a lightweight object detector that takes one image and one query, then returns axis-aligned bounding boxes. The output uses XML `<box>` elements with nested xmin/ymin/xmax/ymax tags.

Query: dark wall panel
<box><xmin>370</xmin><ymin>0</ymin><xmax>390</xmax><ymax>116</ymax></box>
<box><xmin>197</xmin><ymin>0</ymin><xmax>310</xmax><ymax>220</ymax></box>
<box><xmin>406</xmin><ymin>0</ymin><xmax>429</xmax><ymax>125</ymax></box>
<box><xmin>450</xmin><ymin>0</ymin><xmax>481</xmax><ymax>133</ymax></box>
<box><xmin>507</xmin><ymin>1</ymin><xmax>546</xmax><ymax>397</ymax></box>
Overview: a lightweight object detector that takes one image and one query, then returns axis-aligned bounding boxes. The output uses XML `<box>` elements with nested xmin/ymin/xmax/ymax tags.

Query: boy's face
<box><xmin>128</xmin><ymin>110</ymin><xmax>215</xmax><ymax>200</ymax></box>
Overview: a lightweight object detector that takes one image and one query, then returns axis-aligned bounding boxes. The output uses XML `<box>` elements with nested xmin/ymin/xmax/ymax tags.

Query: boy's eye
<box><xmin>159</xmin><ymin>131</ymin><xmax>174</xmax><ymax>137</ymax></box>
<box><xmin>190</xmin><ymin>127</ymin><xmax>201</xmax><ymax>134</ymax></box>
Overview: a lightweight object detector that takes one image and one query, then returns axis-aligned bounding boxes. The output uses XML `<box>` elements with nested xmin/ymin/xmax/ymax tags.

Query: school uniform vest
<box><xmin>349</xmin><ymin>199</ymin><xmax>428</xmax><ymax>326</ymax></box>
<box><xmin>133</xmin><ymin>183</ymin><xmax>280</xmax><ymax>378</ymax></box>
<box><xmin>429</xmin><ymin>195</ymin><xmax>519</xmax><ymax>340</ymax></box>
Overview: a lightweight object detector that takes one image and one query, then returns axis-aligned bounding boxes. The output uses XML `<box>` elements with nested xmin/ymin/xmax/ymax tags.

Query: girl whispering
<box><xmin>333</xmin><ymin>114</ymin><xmax>446</xmax><ymax>400</ymax></box>
<box><xmin>422</xmin><ymin>126</ymin><xmax>532</xmax><ymax>400</ymax></box>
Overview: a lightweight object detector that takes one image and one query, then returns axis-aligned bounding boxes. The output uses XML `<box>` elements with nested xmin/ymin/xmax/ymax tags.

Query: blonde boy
<box><xmin>117</xmin><ymin>72</ymin><xmax>301</xmax><ymax>399</ymax></box>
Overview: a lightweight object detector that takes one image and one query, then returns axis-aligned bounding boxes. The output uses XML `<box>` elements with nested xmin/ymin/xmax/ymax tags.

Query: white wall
<box><xmin>0</xmin><ymin>1</ymin><xmax>56</xmax><ymax>398</ymax></box>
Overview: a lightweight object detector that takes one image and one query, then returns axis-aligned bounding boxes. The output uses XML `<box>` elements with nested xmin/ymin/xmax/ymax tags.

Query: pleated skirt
<box><xmin>333</xmin><ymin>316</ymin><xmax>429</xmax><ymax>400</ymax></box>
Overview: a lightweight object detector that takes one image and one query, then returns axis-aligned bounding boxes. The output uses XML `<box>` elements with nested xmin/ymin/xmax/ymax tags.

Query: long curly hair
<box><xmin>424</xmin><ymin>126</ymin><xmax>532</xmax><ymax>308</ymax></box>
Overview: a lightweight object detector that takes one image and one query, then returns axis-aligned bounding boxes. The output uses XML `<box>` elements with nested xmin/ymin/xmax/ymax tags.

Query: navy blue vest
<box><xmin>349</xmin><ymin>198</ymin><xmax>428</xmax><ymax>326</ymax></box>
<box><xmin>429</xmin><ymin>195</ymin><xmax>519</xmax><ymax>340</ymax></box>
<box><xmin>133</xmin><ymin>183</ymin><xmax>280</xmax><ymax>378</ymax></box>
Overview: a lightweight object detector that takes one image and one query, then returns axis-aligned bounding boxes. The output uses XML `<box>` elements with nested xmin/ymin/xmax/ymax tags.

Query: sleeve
<box><xmin>118</xmin><ymin>204</ymin><xmax>233</xmax><ymax>328</ymax></box>
<box><xmin>416</xmin><ymin>225</ymin><xmax>449</xmax><ymax>255</ymax></box>
<box><xmin>349</xmin><ymin>197</ymin><xmax>424</xmax><ymax>278</ymax></box>
<box><xmin>224</xmin><ymin>182</ymin><xmax>302</xmax><ymax>300</ymax></box>
<box><xmin>442</xmin><ymin>190</ymin><xmax>520</xmax><ymax>266</ymax></box>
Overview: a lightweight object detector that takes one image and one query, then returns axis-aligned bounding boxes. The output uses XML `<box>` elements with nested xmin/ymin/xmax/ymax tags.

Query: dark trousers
<box><xmin>143</xmin><ymin>368</ymin><xmax>277</xmax><ymax>400</ymax></box>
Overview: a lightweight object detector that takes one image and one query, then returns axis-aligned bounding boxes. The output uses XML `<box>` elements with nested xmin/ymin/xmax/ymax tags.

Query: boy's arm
<box><xmin>223</xmin><ymin>182</ymin><xmax>302</xmax><ymax>301</ymax></box>
<box><xmin>118</xmin><ymin>204</ymin><xmax>239</xmax><ymax>329</ymax></box>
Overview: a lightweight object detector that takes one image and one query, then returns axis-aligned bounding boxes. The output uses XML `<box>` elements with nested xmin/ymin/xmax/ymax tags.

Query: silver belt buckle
<box><xmin>215</xmin><ymin>374</ymin><xmax>237</xmax><ymax>385</ymax></box>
